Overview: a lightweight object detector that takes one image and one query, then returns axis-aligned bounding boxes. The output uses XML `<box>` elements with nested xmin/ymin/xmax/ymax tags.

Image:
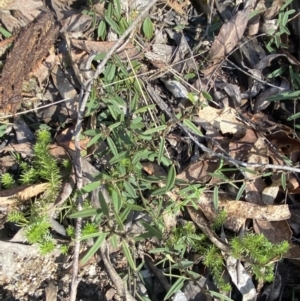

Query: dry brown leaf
<box><xmin>263</xmin><ymin>0</ymin><xmax>286</xmax><ymax>20</ymax></box>
<box><xmin>198</xmin><ymin>105</ymin><xmax>247</xmax><ymax>138</ymax></box>
<box><xmin>229</xmin><ymin>128</ymin><xmax>258</xmax><ymax>161</ymax></box>
<box><xmin>208</xmin><ymin>8</ymin><xmax>250</xmax><ymax>63</ymax></box>
<box><xmin>176</xmin><ymin>159</ymin><xmax>219</xmax><ymax>183</ymax></box>
<box><xmin>5</xmin><ymin>0</ymin><xmax>44</xmax><ymax>21</ymax></box>
<box><xmin>246</xmin><ymin>137</ymin><xmax>268</xmax><ymax>175</ymax></box>
<box><xmin>56</xmin><ymin>126</ymin><xmax>90</xmax><ymax>153</ymax></box>
<box><xmin>33</xmin><ymin>50</ymin><xmax>57</xmax><ymax>86</ymax></box>
<box><xmin>0</xmin><ymin>183</ymin><xmax>49</xmax><ymax>205</ymax></box>
<box><xmin>199</xmin><ymin>193</ymin><xmax>290</xmax><ymax>232</ymax></box>
<box><xmin>142</xmin><ymin>162</ymin><xmax>167</xmax><ymax>177</ymax></box>
<box><xmin>71</xmin><ymin>40</ymin><xmax>141</xmax><ymax>60</ymax></box>
<box><xmin>266</xmin><ymin>131</ymin><xmax>300</xmax><ymax>154</ymax></box>
<box><xmin>45</xmin><ymin>281</ymin><xmax>57</xmax><ymax>301</ymax></box>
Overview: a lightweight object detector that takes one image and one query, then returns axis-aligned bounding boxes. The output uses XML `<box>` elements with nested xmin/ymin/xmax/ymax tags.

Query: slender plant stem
<box><xmin>70</xmin><ymin>1</ymin><xmax>159</xmax><ymax>300</ymax></box>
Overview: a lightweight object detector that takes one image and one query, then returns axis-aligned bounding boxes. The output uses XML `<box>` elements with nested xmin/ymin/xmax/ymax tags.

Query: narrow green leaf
<box><xmin>87</xmin><ymin>133</ymin><xmax>103</xmax><ymax>148</ymax></box>
<box><xmin>281</xmin><ymin>173</ymin><xmax>287</xmax><ymax>191</ymax></box>
<box><xmin>266</xmin><ymin>90</ymin><xmax>300</xmax><ymax>101</ymax></box>
<box><xmin>110</xmin><ymin>234</ymin><xmax>119</xmax><ymax>249</ymax></box>
<box><xmin>183</xmin><ymin>119</ymin><xmax>203</xmax><ymax>136</ymax></box>
<box><xmin>99</xmin><ymin>190</ymin><xmax>110</xmax><ymax>217</ymax></box>
<box><xmin>202</xmin><ymin>91</ymin><xmax>213</xmax><ymax>101</ymax></box>
<box><xmin>287</xmin><ymin>111</ymin><xmax>300</xmax><ymax>121</ymax></box>
<box><xmin>113</xmin><ymin>0</ymin><xmax>121</xmax><ymax>19</ymax></box>
<box><xmin>143</xmin><ymin>125</ymin><xmax>167</xmax><ymax>135</ymax></box>
<box><xmin>171</xmin><ymin>260</ymin><xmax>194</xmax><ymax>269</ymax></box>
<box><xmin>0</xmin><ymin>27</ymin><xmax>12</xmax><ymax>38</ymax></box>
<box><xmin>104</xmin><ymin>16</ymin><xmax>120</xmax><ymax>34</ymax></box>
<box><xmin>134</xmin><ymin>104</ymin><xmax>156</xmax><ymax>114</ymax></box>
<box><xmin>149</xmin><ymin>247</ymin><xmax>169</xmax><ymax>253</ymax></box>
<box><xmin>122</xmin><ymin>242</ymin><xmax>137</xmax><ymax>271</ymax></box>
<box><xmin>140</xmin><ymin>221</ymin><xmax>163</xmax><ymax>239</ymax></box>
<box><xmin>166</xmin><ymin>165</ymin><xmax>176</xmax><ymax>192</ymax></box>
<box><xmin>0</xmin><ymin>124</ymin><xmax>7</xmax><ymax>138</ymax></box>
<box><xmin>164</xmin><ymin>278</ymin><xmax>185</xmax><ymax>300</ymax></box>
<box><xmin>112</xmin><ymin>188</ymin><xmax>122</xmax><ymax>212</ymax></box>
<box><xmin>125</xmin><ymin>203</ymin><xmax>144</xmax><ymax>211</ymax></box>
<box><xmin>69</xmin><ymin>208</ymin><xmax>101</xmax><ymax>218</ymax></box>
<box><xmin>80</xmin><ymin>231</ymin><xmax>105</xmax><ymax>241</ymax></box>
<box><xmin>209</xmin><ymin>291</ymin><xmax>234</xmax><ymax>301</ymax></box>
<box><xmin>108</xmin><ymin>121</ymin><xmax>122</xmax><ymax>130</ymax></box>
<box><xmin>213</xmin><ymin>186</ymin><xmax>219</xmax><ymax>210</ymax></box>
<box><xmin>158</xmin><ymin>137</ymin><xmax>165</xmax><ymax>165</ymax></box>
<box><xmin>81</xmin><ymin>181</ymin><xmax>101</xmax><ymax>193</ymax></box>
<box><xmin>81</xmin><ymin>233</ymin><xmax>107</xmax><ymax>265</ymax></box>
<box><xmin>104</xmin><ymin>63</ymin><xmax>116</xmax><ymax>81</ymax></box>
<box><xmin>107</xmin><ymin>137</ymin><xmax>118</xmax><ymax>156</ymax></box>
<box><xmin>236</xmin><ymin>182</ymin><xmax>246</xmax><ymax>201</ymax></box>
<box><xmin>151</xmin><ymin>187</ymin><xmax>167</xmax><ymax>196</ymax></box>
<box><xmin>119</xmin><ymin>205</ymin><xmax>131</xmax><ymax>222</ymax></box>
<box><xmin>124</xmin><ymin>181</ymin><xmax>137</xmax><ymax>198</ymax></box>
<box><xmin>97</xmin><ymin>20</ymin><xmax>106</xmax><ymax>38</ymax></box>
<box><xmin>142</xmin><ymin>16</ymin><xmax>154</xmax><ymax>40</ymax></box>
<box><xmin>208</xmin><ymin>172</ymin><xmax>228</xmax><ymax>181</ymax></box>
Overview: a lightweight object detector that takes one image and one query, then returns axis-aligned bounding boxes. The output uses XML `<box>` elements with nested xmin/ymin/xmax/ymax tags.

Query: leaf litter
<box><xmin>0</xmin><ymin>0</ymin><xmax>300</xmax><ymax>300</ymax></box>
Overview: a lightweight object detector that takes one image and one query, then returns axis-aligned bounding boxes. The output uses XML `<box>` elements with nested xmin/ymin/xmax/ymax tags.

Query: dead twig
<box><xmin>70</xmin><ymin>1</ymin><xmax>159</xmax><ymax>300</ymax></box>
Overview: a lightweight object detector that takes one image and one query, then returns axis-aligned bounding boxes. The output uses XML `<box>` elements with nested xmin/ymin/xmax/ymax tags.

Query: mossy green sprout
<box><xmin>7</xmin><ymin>129</ymin><xmax>64</xmax><ymax>254</ymax></box>
<box><xmin>231</xmin><ymin>233</ymin><xmax>289</xmax><ymax>282</ymax></box>
<box><xmin>1</xmin><ymin>172</ymin><xmax>15</xmax><ymax>188</ymax></box>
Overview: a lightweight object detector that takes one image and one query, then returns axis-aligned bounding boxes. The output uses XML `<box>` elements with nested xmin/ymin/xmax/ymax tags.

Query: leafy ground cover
<box><xmin>0</xmin><ymin>0</ymin><xmax>300</xmax><ymax>300</ymax></box>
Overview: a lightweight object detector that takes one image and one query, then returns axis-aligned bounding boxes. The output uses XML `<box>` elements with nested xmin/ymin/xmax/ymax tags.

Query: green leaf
<box><xmin>0</xmin><ymin>27</ymin><xmax>12</xmax><ymax>38</ymax></box>
<box><xmin>81</xmin><ymin>233</ymin><xmax>108</xmax><ymax>264</ymax></box>
<box><xmin>266</xmin><ymin>90</ymin><xmax>300</xmax><ymax>101</ymax></box>
<box><xmin>158</xmin><ymin>137</ymin><xmax>165</xmax><ymax>165</ymax></box>
<box><xmin>140</xmin><ymin>221</ymin><xmax>163</xmax><ymax>239</ymax></box>
<box><xmin>107</xmin><ymin>137</ymin><xmax>118</xmax><ymax>156</ymax></box>
<box><xmin>202</xmin><ymin>91</ymin><xmax>213</xmax><ymax>101</ymax></box>
<box><xmin>122</xmin><ymin>242</ymin><xmax>137</xmax><ymax>271</ymax></box>
<box><xmin>134</xmin><ymin>104</ymin><xmax>156</xmax><ymax>114</ymax></box>
<box><xmin>94</xmin><ymin>52</ymin><xmax>106</xmax><ymax>61</ymax></box>
<box><xmin>0</xmin><ymin>124</ymin><xmax>7</xmax><ymax>138</ymax></box>
<box><xmin>112</xmin><ymin>188</ymin><xmax>122</xmax><ymax>212</ymax></box>
<box><xmin>287</xmin><ymin>111</ymin><xmax>300</xmax><ymax>121</ymax></box>
<box><xmin>104</xmin><ymin>16</ymin><xmax>121</xmax><ymax>34</ymax></box>
<box><xmin>124</xmin><ymin>181</ymin><xmax>137</xmax><ymax>198</ymax></box>
<box><xmin>87</xmin><ymin>133</ymin><xmax>103</xmax><ymax>147</ymax></box>
<box><xmin>113</xmin><ymin>0</ymin><xmax>121</xmax><ymax>19</ymax></box>
<box><xmin>69</xmin><ymin>208</ymin><xmax>101</xmax><ymax>218</ymax></box>
<box><xmin>171</xmin><ymin>260</ymin><xmax>194</xmax><ymax>269</ymax></box>
<box><xmin>104</xmin><ymin>63</ymin><xmax>116</xmax><ymax>82</ymax></box>
<box><xmin>142</xmin><ymin>17</ymin><xmax>154</xmax><ymax>40</ymax></box>
<box><xmin>97</xmin><ymin>20</ymin><xmax>107</xmax><ymax>39</ymax></box>
<box><xmin>209</xmin><ymin>291</ymin><xmax>234</xmax><ymax>301</ymax></box>
<box><xmin>80</xmin><ymin>231</ymin><xmax>106</xmax><ymax>241</ymax></box>
<box><xmin>213</xmin><ymin>186</ymin><xmax>219</xmax><ymax>210</ymax></box>
<box><xmin>164</xmin><ymin>278</ymin><xmax>185</xmax><ymax>300</ymax></box>
<box><xmin>236</xmin><ymin>182</ymin><xmax>246</xmax><ymax>201</ymax></box>
<box><xmin>183</xmin><ymin>119</ymin><xmax>203</xmax><ymax>136</ymax></box>
<box><xmin>151</xmin><ymin>187</ymin><xmax>167</xmax><ymax>196</ymax></box>
<box><xmin>143</xmin><ymin>125</ymin><xmax>167</xmax><ymax>135</ymax></box>
<box><xmin>166</xmin><ymin>165</ymin><xmax>176</xmax><ymax>192</ymax></box>
<box><xmin>281</xmin><ymin>173</ymin><xmax>287</xmax><ymax>191</ymax></box>
<box><xmin>99</xmin><ymin>190</ymin><xmax>110</xmax><ymax>217</ymax></box>
<box><xmin>81</xmin><ymin>181</ymin><xmax>101</xmax><ymax>193</ymax></box>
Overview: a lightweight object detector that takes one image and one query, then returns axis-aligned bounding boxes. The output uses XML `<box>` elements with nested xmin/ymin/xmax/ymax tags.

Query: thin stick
<box><xmin>69</xmin><ymin>1</ymin><xmax>159</xmax><ymax>300</ymax></box>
